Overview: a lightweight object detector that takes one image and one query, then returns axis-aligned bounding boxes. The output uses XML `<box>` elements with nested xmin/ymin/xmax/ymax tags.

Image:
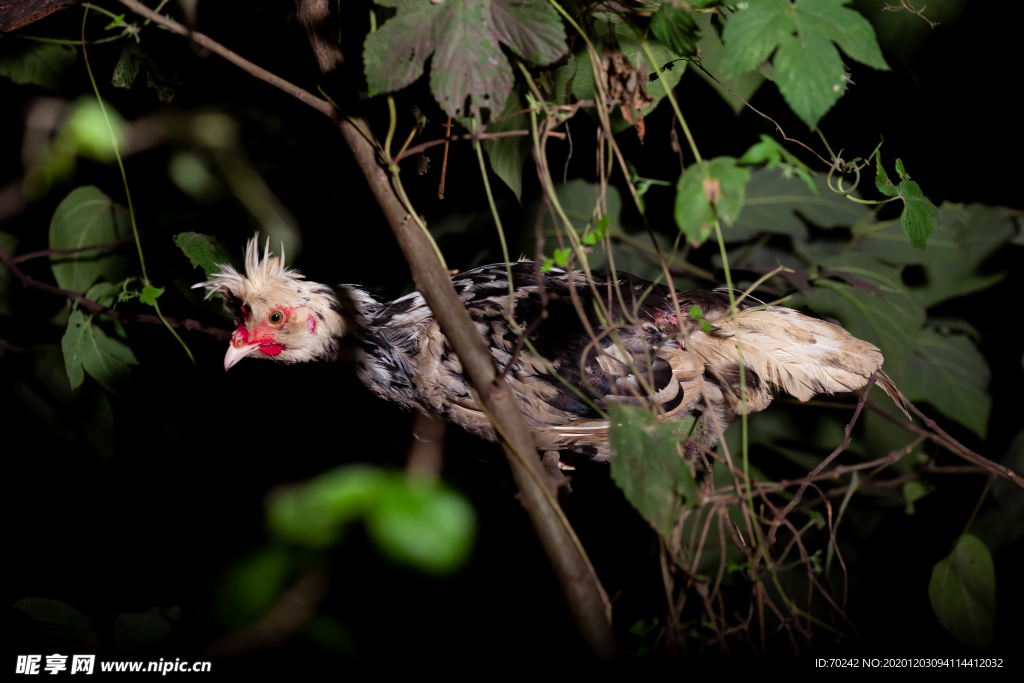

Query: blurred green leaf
<box><xmin>366</xmin><ymin>476</ymin><xmax>477</xmax><ymax>575</ymax></box>
<box><xmin>972</xmin><ymin>432</ymin><xmax>1024</xmax><ymax>553</ymax></box>
<box><xmin>61</xmin><ymin>310</ymin><xmax>138</xmax><ymax>393</ymax></box>
<box><xmin>49</xmin><ymin>186</ymin><xmax>131</xmax><ymax>293</ymax></box>
<box><xmin>928</xmin><ymin>534</ymin><xmax>995</xmax><ymax>650</ymax></box>
<box><xmin>675</xmin><ymin>157</ymin><xmax>750</xmax><ymax>245</ymax></box>
<box><xmin>609</xmin><ymin>404</ymin><xmax>698</xmax><ymax>536</ymax></box>
<box><xmin>14</xmin><ymin>598</ymin><xmax>97</xmax><ymax>654</ymax></box>
<box><xmin>63</xmin><ymin>97</ymin><xmax>126</xmax><ymax>162</ymax></box>
<box><xmin>114</xmin><ymin>606</ymin><xmax>179</xmax><ymax>655</ymax></box>
<box><xmin>902</xmin><ymin>479</ymin><xmax>933</xmax><ymax>515</ymax></box>
<box><xmin>217</xmin><ymin>546</ymin><xmax>292</xmax><ymax>630</ymax></box>
<box><xmin>691</xmin><ymin>12</ymin><xmax>764</xmax><ymax>113</ymax></box>
<box><xmin>482</xmin><ymin>85</ymin><xmax>531</xmax><ymax>199</ymax></box>
<box><xmin>901</xmin><ymin>327</ymin><xmax>990</xmax><ymax>438</ymax></box>
<box><xmin>175</xmin><ymin>232</ymin><xmax>235</xmax><ymax>279</ymax></box>
<box><xmin>169</xmin><ymin>152</ymin><xmax>225</xmax><ymax>204</ymax></box>
<box><xmin>570</xmin><ymin>22</ymin><xmax>687</xmax><ymax>133</ymax></box>
<box><xmin>267</xmin><ymin>465</ymin><xmax>389</xmax><ymax>548</ymax></box>
<box><xmin>0</xmin><ymin>41</ymin><xmax>76</xmax><ymax>90</ymax></box>
<box><xmin>84</xmin><ymin>281</ymin><xmax>120</xmax><ymax>308</ymax></box>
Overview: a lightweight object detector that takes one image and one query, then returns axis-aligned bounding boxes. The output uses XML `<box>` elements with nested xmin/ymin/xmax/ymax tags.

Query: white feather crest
<box><xmin>191</xmin><ymin>234</ymin><xmax>304</xmax><ymax>301</ymax></box>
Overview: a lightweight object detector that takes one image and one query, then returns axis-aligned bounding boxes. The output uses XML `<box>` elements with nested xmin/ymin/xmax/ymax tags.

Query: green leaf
<box><xmin>609</xmin><ymin>404</ymin><xmax>698</xmax><ymax>536</ymax></box>
<box><xmin>731</xmin><ymin>167</ymin><xmax>868</xmax><ymax>241</ymax></box>
<box><xmin>901</xmin><ymin>327</ymin><xmax>990</xmax><ymax>438</ymax></box>
<box><xmin>114</xmin><ymin>606</ymin><xmax>178</xmax><ymax>655</ymax></box>
<box><xmin>721</xmin><ymin>0</ymin><xmax>794</xmax><ymax>77</ymax></box>
<box><xmin>902</xmin><ymin>479</ymin><xmax>933</xmax><ymax>515</ymax></box>
<box><xmin>874</xmin><ymin>151</ymin><xmax>898</xmax><ymax>197</ymax></box>
<box><xmin>928</xmin><ymin>534</ymin><xmax>995</xmax><ymax>650</ymax></box>
<box><xmin>738</xmin><ymin>135</ymin><xmax>816</xmax><ymax>194</ymax></box>
<box><xmin>63</xmin><ymin>97</ymin><xmax>127</xmax><ymax>163</ymax></box>
<box><xmin>722</xmin><ymin>0</ymin><xmax>889</xmax><ymax>127</ymax></box>
<box><xmin>174</xmin><ymin>232</ymin><xmax>235</xmax><ymax>279</ymax></box>
<box><xmin>364</xmin><ymin>0</ymin><xmax>565</xmax><ymax>119</ymax></box>
<box><xmin>267</xmin><ymin>465</ymin><xmax>389</xmax><ymax>548</ymax></box>
<box><xmin>49</xmin><ymin>186</ymin><xmax>131</xmax><ymax>293</ymax></box>
<box><xmin>139</xmin><ymin>285</ymin><xmax>165</xmax><ymax>306</ymax></box>
<box><xmin>85</xmin><ymin>281</ymin><xmax>119</xmax><ymax>308</ymax></box>
<box><xmin>897</xmin><ymin>178</ymin><xmax>939</xmax><ymax>250</ymax></box>
<box><xmin>674</xmin><ymin>157</ymin><xmax>750</xmax><ymax>245</ymax></box>
<box><xmin>216</xmin><ymin>546</ymin><xmax>293</xmax><ymax>630</ymax></box>
<box><xmin>482</xmin><ymin>85</ymin><xmax>531</xmax><ymax>199</ymax></box>
<box><xmin>366</xmin><ymin>476</ymin><xmax>477</xmax><ymax>574</ymax></box>
<box><xmin>691</xmin><ymin>13</ymin><xmax>765</xmax><ymax>114</ymax></box>
<box><xmin>570</xmin><ymin>22</ymin><xmax>688</xmax><ymax>133</ymax></box>
<box><xmin>552</xmin><ymin>247</ymin><xmax>571</xmax><ymax>267</ymax></box>
<box><xmin>61</xmin><ymin>309</ymin><xmax>138</xmax><ymax>393</ymax></box>
<box><xmin>13</xmin><ymin>598</ymin><xmax>98</xmax><ymax>655</ymax></box>
<box><xmin>0</xmin><ymin>41</ymin><xmax>76</xmax><ymax>90</ymax></box>
<box><xmin>650</xmin><ymin>2</ymin><xmax>700</xmax><ymax>57</ymax></box>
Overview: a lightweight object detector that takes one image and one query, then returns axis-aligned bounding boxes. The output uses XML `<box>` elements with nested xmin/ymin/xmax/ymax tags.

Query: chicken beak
<box><xmin>224</xmin><ymin>340</ymin><xmax>257</xmax><ymax>371</ymax></box>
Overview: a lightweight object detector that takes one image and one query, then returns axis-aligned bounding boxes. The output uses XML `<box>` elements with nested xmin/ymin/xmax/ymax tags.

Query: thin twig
<box><xmin>438</xmin><ymin>115</ymin><xmax>452</xmax><ymax>199</ymax></box>
<box><xmin>9</xmin><ymin>234</ymin><xmax>137</xmax><ymax>265</ymax></box>
<box><xmin>399</xmin><ymin>129</ymin><xmax>564</xmax><ymax>162</ymax></box>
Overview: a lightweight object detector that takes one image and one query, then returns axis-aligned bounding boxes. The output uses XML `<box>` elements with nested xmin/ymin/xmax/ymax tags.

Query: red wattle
<box><xmin>260</xmin><ymin>344</ymin><xmax>283</xmax><ymax>356</ymax></box>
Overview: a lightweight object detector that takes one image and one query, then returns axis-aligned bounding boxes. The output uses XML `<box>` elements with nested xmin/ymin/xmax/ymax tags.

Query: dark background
<box><xmin>4</xmin><ymin>0</ymin><xmax>1021</xmax><ymax>670</ymax></box>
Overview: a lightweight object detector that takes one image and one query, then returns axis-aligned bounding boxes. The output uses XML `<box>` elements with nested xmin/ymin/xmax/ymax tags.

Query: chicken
<box><xmin>194</xmin><ymin>236</ymin><xmax>908</xmax><ymax>461</ymax></box>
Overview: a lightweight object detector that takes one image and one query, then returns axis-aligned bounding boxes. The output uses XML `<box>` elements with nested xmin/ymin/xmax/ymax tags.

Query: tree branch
<box><xmin>115</xmin><ymin>0</ymin><xmax>617</xmax><ymax>658</ymax></box>
<box><xmin>0</xmin><ymin>238</ymin><xmax>231</xmax><ymax>340</ymax></box>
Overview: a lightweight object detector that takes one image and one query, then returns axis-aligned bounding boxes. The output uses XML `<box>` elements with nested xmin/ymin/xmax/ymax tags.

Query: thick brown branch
<box><xmin>0</xmin><ymin>239</ymin><xmax>231</xmax><ymax>340</ymax></box>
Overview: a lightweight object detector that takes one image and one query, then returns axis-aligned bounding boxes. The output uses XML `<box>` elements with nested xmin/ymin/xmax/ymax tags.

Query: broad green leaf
<box><xmin>650</xmin><ymin>2</ymin><xmax>700</xmax><ymax>57</ymax></box>
<box><xmin>482</xmin><ymin>85</ymin><xmax>531</xmax><ymax>199</ymax></box>
<box><xmin>773</xmin><ymin>31</ymin><xmax>844</xmax><ymax>128</ymax></box>
<box><xmin>570</xmin><ymin>22</ymin><xmax>688</xmax><ymax>134</ymax></box>
<box><xmin>139</xmin><ymin>285</ymin><xmax>164</xmax><ymax>306</ymax></box>
<box><xmin>267</xmin><ymin>465</ymin><xmax>389</xmax><ymax>548</ymax></box>
<box><xmin>174</xmin><ymin>232</ymin><xmax>235</xmax><ymax>278</ymax></box>
<box><xmin>732</xmin><ymin>166</ymin><xmax>868</xmax><ymax>240</ymax></box>
<box><xmin>928</xmin><ymin>534</ymin><xmax>995</xmax><ymax>650</ymax></box>
<box><xmin>723</xmin><ymin>0</ymin><xmax>889</xmax><ymax>127</ymax></box>
<box><xmin>898</xmin><ymin>178</ymin><xmax>938</xmax><ymax>250</ymax></box>
<box><xmin>49</xmin><ymin>186</ymin><xmax>131</xmax><ymax>293</ymax></box>
<box><xmin>691</xmin><ymin>12</ymin><xmax>765</xmax><ymax>113</ymax></box>
<box><xmin>721</xmin><ymin>0</ymin><xmax>794</xmax><ymax>77</ymax></box>
<box><xmin>61</xmin><ymin>309</ymin><xmax>138</xmax><ymax>393</ymax></box>
<box><xmin>366</xmin><ymin>476</ymin><xmax>477</xmax><ymax>575</ymax></box>
<box><xmin>609</xmin><ymin>404</ymin><xmax>698</xmax><ymax>536</ymax></box>
<box><xmin>0</xmin><ymin>231</ymin><xmax>19</xmax><ymax>316</ymax></box>
<box><xmin>364</xmin><ymin>0</ymin><xmax>565</xmax><ymax>119</ymax></box>
<box><xmin>901</xmin><ymin>328</ymin><xmax>990</xmax><ymax>438</ymax></box>
<box><xmin>674</xmin><ymin>157</ymin><xmax>750</xmax><ymax>245</ymax></box>
<box><xmin>14</xmin><ymin>598</ymin><xmax>98</xmax><ymax>654</ymax></box>
<box><xmin>0</xmin><ymin>41</ymin><xmax>76</xmax><ymax>90</ymax></box>
<box><xmin>791</xmin><ymin>250</ymin><xmax>924</xmax><ymax>382</ymax></box>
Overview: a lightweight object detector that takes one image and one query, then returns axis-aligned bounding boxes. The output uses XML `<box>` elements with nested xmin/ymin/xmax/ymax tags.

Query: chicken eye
<box><xmin>269</xmin><ymin>311</ymin><xmax>284</xmax><ymax>324</ymax></box>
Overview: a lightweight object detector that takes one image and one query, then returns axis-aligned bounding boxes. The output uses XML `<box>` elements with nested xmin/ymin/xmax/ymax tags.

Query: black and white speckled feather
<box><xmin>195</xmin><ymin>237</ymin><xmax>908</xmax><ymax>461</ymax></box>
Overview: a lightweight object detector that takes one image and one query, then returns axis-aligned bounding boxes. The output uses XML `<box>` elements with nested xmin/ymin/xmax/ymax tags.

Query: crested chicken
<box><xmin>194</xmin><ymin>237</ymin><xmax>908</xmax><ymax>461</ymax></box>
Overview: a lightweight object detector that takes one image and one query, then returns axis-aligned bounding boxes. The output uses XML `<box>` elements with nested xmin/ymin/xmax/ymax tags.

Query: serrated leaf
<box><xmin>897</xmin><ymin>179</ymin><xmax>938</xmax><ymax>250</ymax></box>
<box><xmin>651</xmin><ymin>2</ymin><xmax>700</xmax><ymax>57</ymax></box>
<box><xmin>674</xmin><ymin>157</ymin><xmax>750</xmax><ymax>245</ymax></box>
<box><xmin>61</xmin><ymin>309</ymin><xmax>138</xmax><ymax>394</ymax></box>
<box><xmin>796</xmin><ymin>0</ymin><xmax>889</xmax><ymax>71</ymax></box>
<box><xmin>174</xmin><ymin>232</ymin><xmax>235</xmax><ymax>278</ymax></box>
<box><xmin>773</xmin><ymin>31</ymin><xmax>845</xmax><ymax>128</ymax></box>
<box><xmin>692</xmin><ymin>12</ymin><xmax>765</xmax><ymax>113</ymax></box>
<box><xmin>49</xmin><ymin>186</ymin><xmax>131</xmax><ymax>293</ymax></box>
<box><xmin>721</xmin><ymin>0</ymin><xmax>794</xmax><ymax>77</ymax></box>
<box><xmin>928</xmin><ymin>534</ymin><xmax>995</xmax><ymax>650</ymax></box>
<box><xmin>609</xmin><ymin>404</ymin><xmax>698</xmax><ymax>536</ymax></box>
<box><xmin>482</xmin><ymin>85</ymin><xmax>531</xmax><ymax>198</ymax></box>
<box><xmin>364</xmin><ymin>0</ymin><xmax>565</xmax><ymax>119</ymax></box>
<box><xmin>0</xmin><ymin>41</ymin><xmax>76</xmax><ymax>90</ymax></box>
<box><xmin>901</xmin><ymin>328</ymin><xmax>990</xmax><ymax>438</ymax></box>
<box><xmin>570</xmin><ymin>22</ymin><xmax>688</xmax><ymax>133</ymax></box>
<box><xmin>874</xmin><ymin>152</ymin><xmax>898</xmax><ymax>197</ymax></box>
<box><xmin>139</xmin><ymin>285</ymin><xmax>164</xmax><ymax>306</ymax></box>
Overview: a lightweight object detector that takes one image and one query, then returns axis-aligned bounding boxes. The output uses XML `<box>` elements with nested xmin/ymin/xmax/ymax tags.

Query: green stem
<box><xmin>634</xmin><ymin>28</ymin><xmax>702</xmax><ymax>163</ymax></box>
<box><xmin>14</xmin><ymin>33</ymin><xmax>126</xmax><ymax>45</ymax></box>
<box><xmin>472</xmin><ymin>120</ymin><xmax>516</xmax><ymax>303</ymax></box>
